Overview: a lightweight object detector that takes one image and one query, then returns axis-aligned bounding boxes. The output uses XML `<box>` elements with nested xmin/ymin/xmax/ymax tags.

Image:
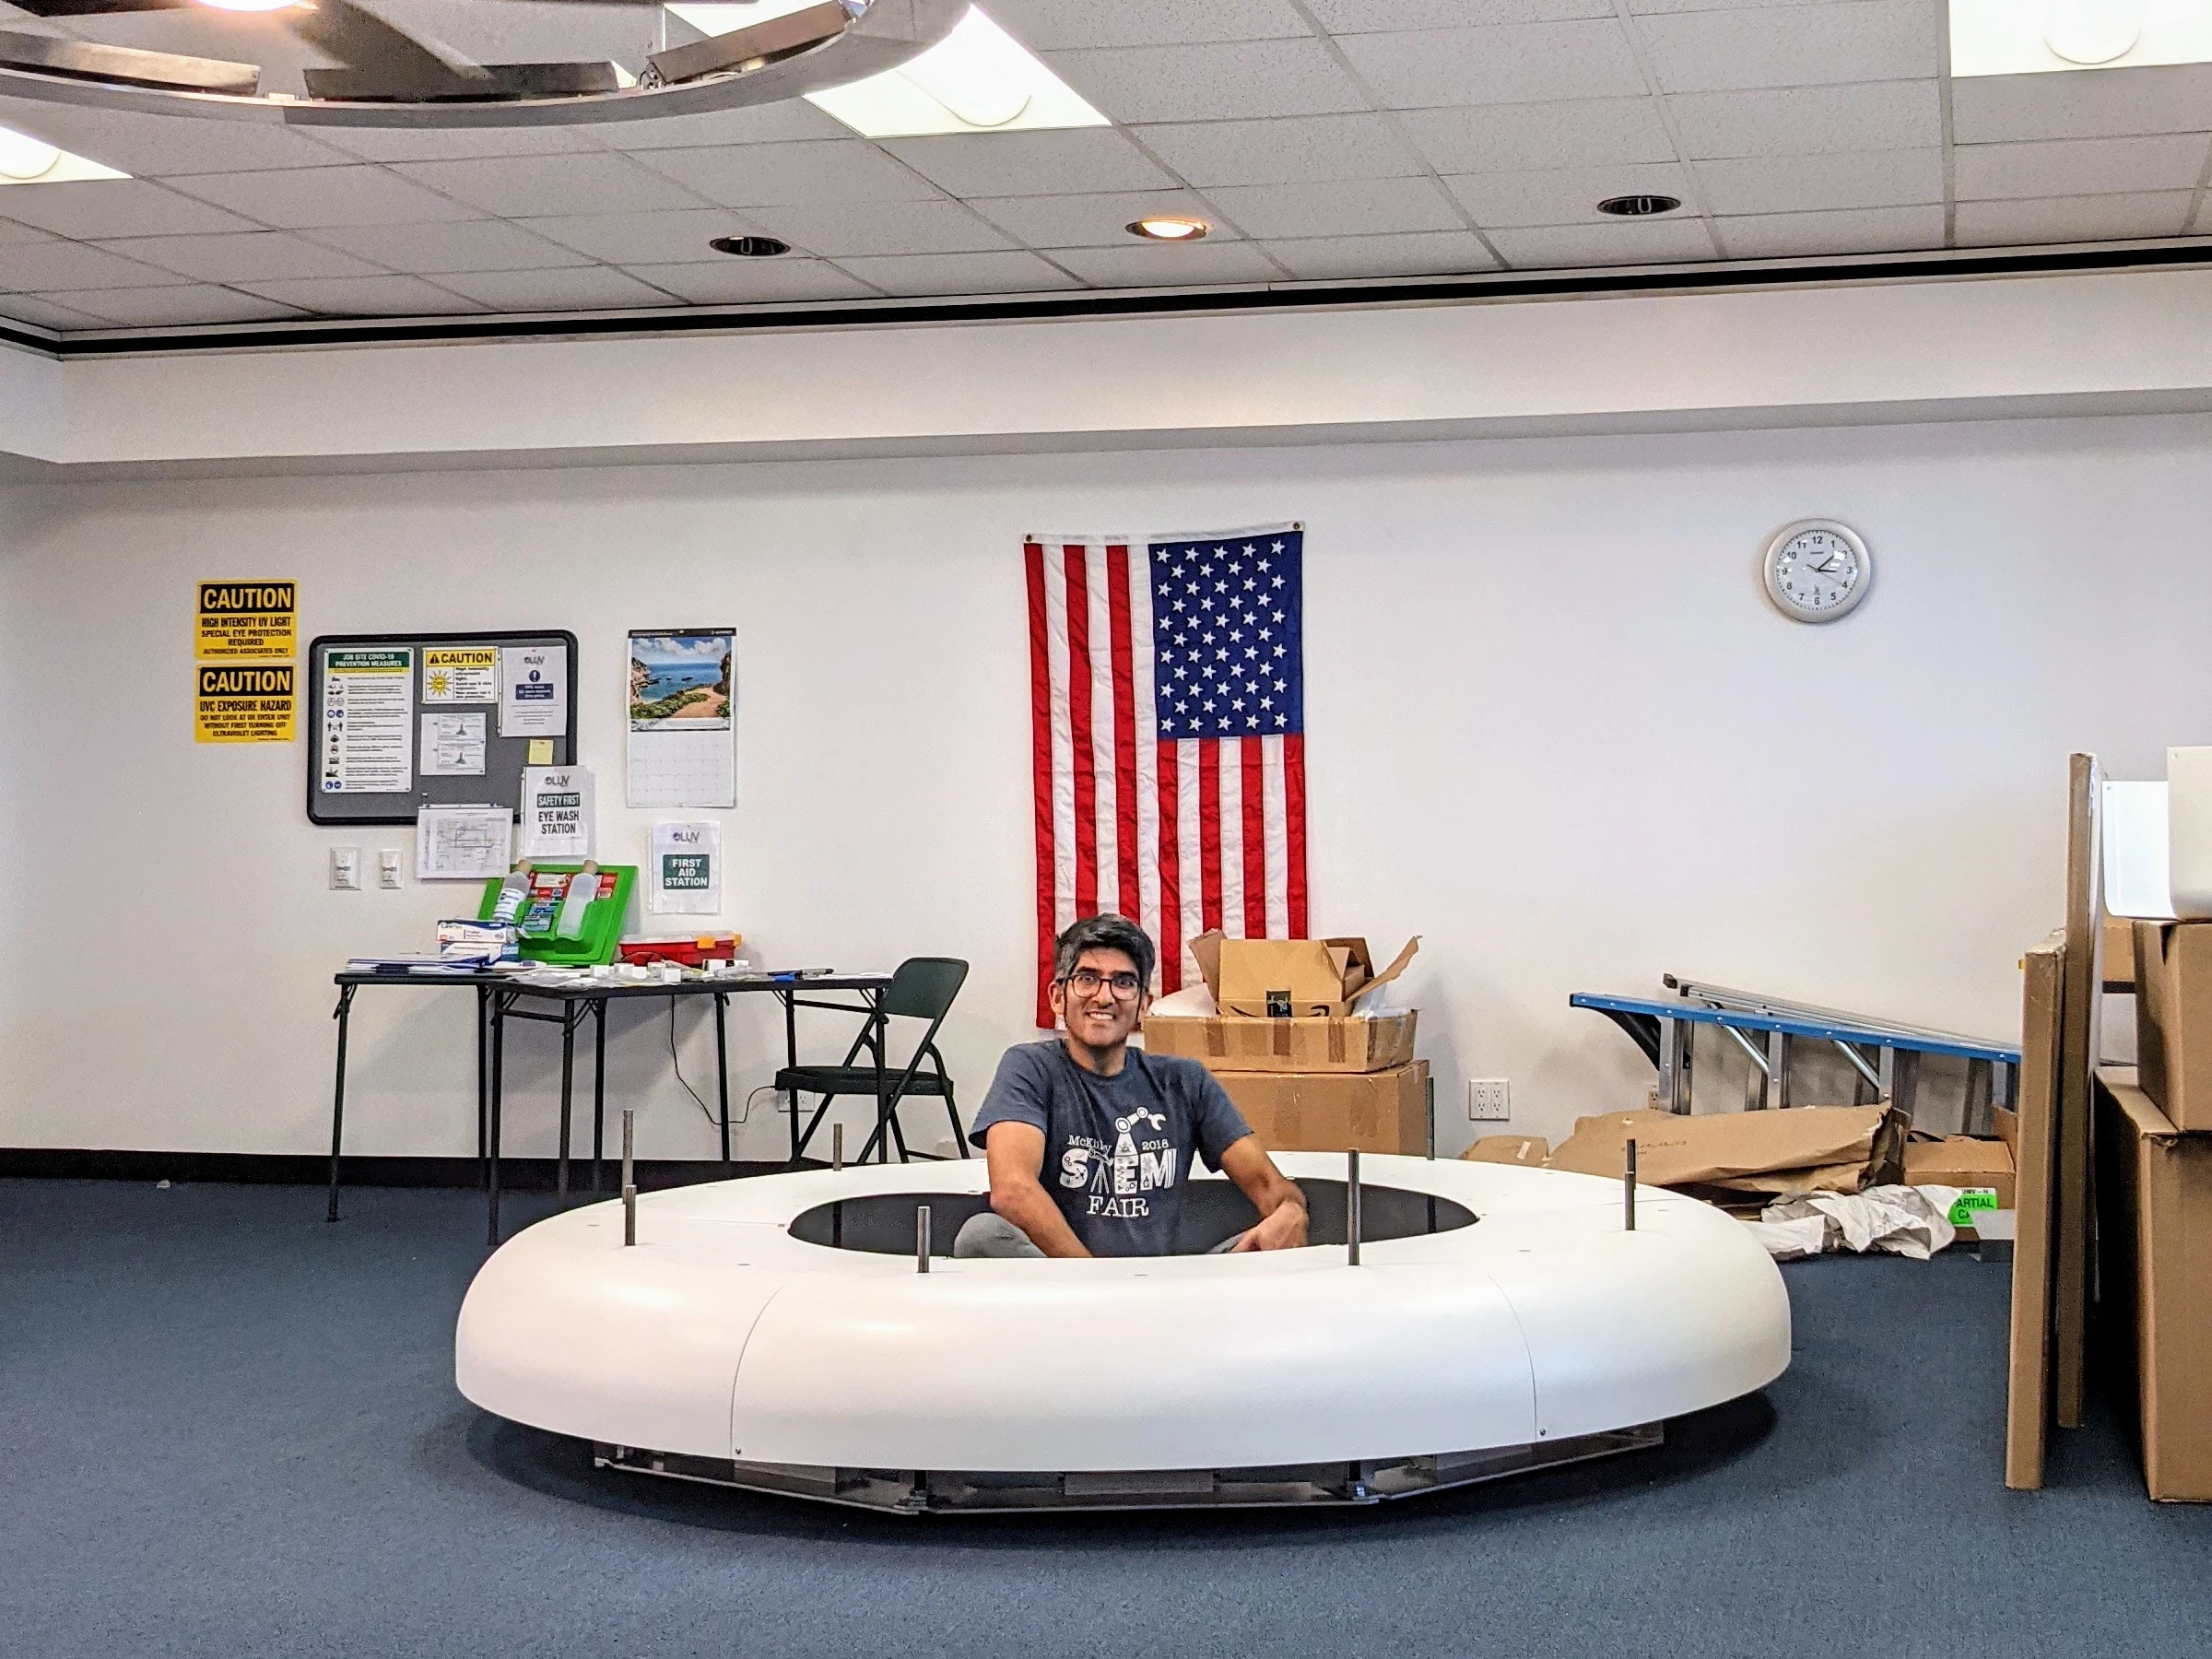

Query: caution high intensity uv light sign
<box><xmin>196</xmin><ymin>581</ymin><xmax>297</xmax><ymax>661</ymax></box>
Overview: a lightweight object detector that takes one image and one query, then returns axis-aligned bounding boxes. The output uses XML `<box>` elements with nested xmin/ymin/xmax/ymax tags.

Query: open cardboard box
<box><xmin>1198</xmin><ymin>930</ymin><xmax>1419</xmax><ymax>1018</ymax></box>
<box><xmin>1143</xmin><ymin>930</ymin><xmax>1420</xmax><ymax>1073</ymax></box>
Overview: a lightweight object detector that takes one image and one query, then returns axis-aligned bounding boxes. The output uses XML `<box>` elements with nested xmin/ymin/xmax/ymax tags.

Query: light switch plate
<box><xmin>377</xmin><ymin>849</ymin><xmax>403</xmax><ymax>889</ymax></box>
<box><xmin>1468</xmin><ymin>1078</ymin><xmax>1511</xmax><ymax>1121</ymax></box>
<box><xmin>329</xmin><ymin>847</ymin><xmax>360</xmax><ymax>891</ymax></box>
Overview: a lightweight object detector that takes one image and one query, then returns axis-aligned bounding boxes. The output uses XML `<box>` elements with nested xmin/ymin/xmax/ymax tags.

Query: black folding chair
<box><xmin>779</xmin><ymin>957</ymin><xmax>970</xmax><ymax>1164</ymax></box>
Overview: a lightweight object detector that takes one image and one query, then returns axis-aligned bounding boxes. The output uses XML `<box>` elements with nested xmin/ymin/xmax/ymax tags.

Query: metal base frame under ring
<box><xmin>591</xmin><ymin>1423</ymin><xmax>1665</xmax><ymax>1514</ymax></box>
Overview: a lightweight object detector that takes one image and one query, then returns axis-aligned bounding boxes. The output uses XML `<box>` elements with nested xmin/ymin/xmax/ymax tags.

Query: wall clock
<box><xmin>1761</xmin><ymin>520</ymin><xmax>1871</xmax><ymax>622</ymax></box>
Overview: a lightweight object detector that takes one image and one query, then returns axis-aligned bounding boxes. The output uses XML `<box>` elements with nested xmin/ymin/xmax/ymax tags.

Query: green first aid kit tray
<box><xmin>478</xmin><ymin>864</ymin><xmax>635</xmax><ymax>966</ymax></box>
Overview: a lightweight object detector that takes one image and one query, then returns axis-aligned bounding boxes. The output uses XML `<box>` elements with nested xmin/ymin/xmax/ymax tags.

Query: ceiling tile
<box><xmin>312</xmin><ymin>125</ymin><xmax>603</xmax><ymax>163</ymax></box>
<box><xmin>590</xmin><ymin>100</ymin><xmax>851</xmax><ymax>150</ymax></box>
<box><xmin>424</xmin><ymin>266</ymin><xmax>685</xmax><ymax>312</ymax></box>
<box><xmin>1335</xmin><ymin>22</ymin><xmax>1646</xmax><ymax>110</ymax></box>
<box><xmin>234</xmin><ymin>275</ymin><xmax>489</xmax><ymax>316</ymax></box>
<box><xmin>30</xmin><ymin>284</ymin><xmax>307</xmax><ymax>328</ymax></box>
<box><xmin>1667</xmin><ymin>80</ymin><xmax>1940</xmax><ymax>159</ymax></box>
<box><xmin>517</xmin><ymin>209</ymin><xmax>761</xmax><ymax>265</ymax></box>
<box><xmin>0</xmin><ymin>240</ymin><xmax>186</xmax><ymax>292</ymax></box>
<box><xmin>1397</xmin><ymin>98</ymin><xmax>1677</xmax><ymax>171</ymax></box>
<box><xmin>1044</xmin><ymin>40</ymin><xmax>1369</xmax><ymax>123</ymax></box>
<box><xmin>1488</xmin><ymin>217</ymin><xmax>1719</xmax><ymax>266</ymax></box>
<box><xmin>0</xmin><ymin>181</ymin><xmax>256</xmax><ymax>241</ymax></box>
<box><xmin>390</xmin><ymin>154</ymin><xmax>708</xmax><ymax>218</ymax></box>
<box><xmin>1694</xmin><ymin>147</ymin><xmax>1942</xmax><ymax>214</ymax></box>
<box><xmin>1714</xmin><ymin>204</ymin><xmax>1944</xmax><ymax>258</ymax></box>
<box><xmin>0</xmin><ymin>105</ymin><xmax>354</xmax><ymax>178</ymax></box>
<box><xmin>1446</xmin><ymin>162</ymin><xmax>1691</xmax><ymax>227</ymax></box>
<box><xmin>1956</xmin><ymin>194</ymin><xmax>2194</xmax><ymax>246</ymax></box>
<box><xmin>881</xmin><ymin>129</ymin><xmax>1171</xmax><ymax>197</ymax></box>
<box><xmin>736</xmin><ymin>199</ymin><xmax>1015</xmax><ymax>256</ymax></box>
<box><xmin>164</xmin><ymin>166</ymin><xmax>480</xmax><ymax>230</ymax></box>
<box><xmin>830</xmin><ymin>251</ymin><xmax>1085</xmax><ymax>294</ymax></box>
<box><xmin>309</xmin><ymin>220</ymin><xmax>594</xmax><ymax>275</ymax></box>
<box><xmin>627</xmin><ymin>140</ymin><xmax>942</xmax><ymax>208</ymax></box>
<box><xmin>1202</xmin><ymin>177</ymin><xmax>1465</xmax><ymax>238</ymax></box>
<box><xmin>983</xmin><ymin>0</ymin><xmax>1312</xmax><ymax>47</ymax></box>
<box><xmin>1258</xmin><ymin>230</ymin><xmax>1500</xmax><ymax>278</ymax></box>
<box><xmin>1954</xmin><ymin>135</ymin><xmax>2212</xmax><ymax>201</ymax></box>
<box><xmin>1041</xmin><ymin>240</ymin><xmax>1282</xmax><ymax>287</ymax></box>
<box><xmin>1633</xmin><ymin>1</ymin><xmax>1937</xmax><ymax>94</ymax></box>
<box><xmin>1309</xmin><ymin>0</ymin><xmax>1613</xmax><ymax>25</ymax></box>
<box><xmin>1952</xmin><ymin>65</ymin><xmax>2212</xmax><ymax>145</ymax></box>
<box><xmin>1133</xmin><ymin>114</ymin><xmax>1423</xmax><ymax>187</ymax></box>
<box><xmin>95</xmin><ymin>231</ymin><xmax>382</xmax><ymax>284</ymax></box>
<box><xmin>616</xmin><ymin>258</ymin><xmax>878</xmax><ymax>304</ymax></box>
<box><xmin>0</xmin><ymin>295</ymin><xmax>107</xmax><ymax>331</ymax></box>
<box><xmin>969</xmin><ymin>189</ymin><xmax>1226</xmax><ymax>247</ymax></box>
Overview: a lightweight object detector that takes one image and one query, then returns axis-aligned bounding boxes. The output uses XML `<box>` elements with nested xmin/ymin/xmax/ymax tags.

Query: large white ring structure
<box><xmin>456</xmin><ymin>1153</ymin><xmax>1792</xmax><ymax>1512</ymax></box>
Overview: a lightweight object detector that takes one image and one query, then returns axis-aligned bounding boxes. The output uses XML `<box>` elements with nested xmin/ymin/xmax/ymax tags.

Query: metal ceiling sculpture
<box><xmin>0</xmin><ymin>0</ymin><xmax>964</xmax><ymax>125</ymax></box>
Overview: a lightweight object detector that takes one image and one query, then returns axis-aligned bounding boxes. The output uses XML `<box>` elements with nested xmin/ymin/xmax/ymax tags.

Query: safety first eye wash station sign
<box><xmin>194</xmin><ymin>581</ymin><xmax>298</xmax><ymax>744</ymax></box>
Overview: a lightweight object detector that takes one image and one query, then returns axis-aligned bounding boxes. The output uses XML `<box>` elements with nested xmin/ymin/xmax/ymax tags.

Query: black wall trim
<box><xmin>0</xmin><ymin>1147</ymin><xmax>800</xmax><ymax>1189</ymax></box>
<box><xmin>13</xmin><ymin>239</ymin><xmax>2212</xmax><ymax>361</ymax></box>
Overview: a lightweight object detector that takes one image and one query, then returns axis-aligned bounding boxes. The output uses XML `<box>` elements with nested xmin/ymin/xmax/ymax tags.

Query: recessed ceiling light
<box><xmin>710</xmin><ymin>234</ymin><xmax>792</xmax><ymax>257</ymax></box>
<box><xmin>1597</xmin><ymin>194</ymin><xmax>1681</xmax><ymax>218</ymax></box>
<box><xmin>784</xmin><ymin>5</ymin><xmax>1107</xmax><ymax>138</ymax></box>
<box><xmin>0</xmin><ymin>124</ymin><xmax>127</xmax><ymax>186</ymax></box>
<box><xmin>1128</xmin><ymin>216</ymin><xmax>1208</xmax><ymax>241</ymax></box>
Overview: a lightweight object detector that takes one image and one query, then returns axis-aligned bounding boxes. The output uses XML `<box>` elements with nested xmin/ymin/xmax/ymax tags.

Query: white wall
<box><xmin>2</xmin><ymin>412</ymin><xmax>2206</xmax><ymax>1160</ymax></box>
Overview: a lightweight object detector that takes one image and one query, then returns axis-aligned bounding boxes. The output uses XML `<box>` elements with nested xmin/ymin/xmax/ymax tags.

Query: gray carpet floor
<box><xmin>5</xmin><ymin>1177</ymin><xmax>2209</xmax><ymax>1658</ymax></box>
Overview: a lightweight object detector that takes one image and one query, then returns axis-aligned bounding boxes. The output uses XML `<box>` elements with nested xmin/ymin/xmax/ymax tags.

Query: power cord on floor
<box><xmin>665</xmin><ymin>995</ymin><xmax>774</xmax><ymax>1131</ymax></box>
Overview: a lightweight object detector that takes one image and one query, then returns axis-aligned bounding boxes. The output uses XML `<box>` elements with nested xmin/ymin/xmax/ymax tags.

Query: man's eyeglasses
<box><xmin>1061</xmin><ymin>968</ymin><xmax>1143</xmax><ymax>998</ymax></box>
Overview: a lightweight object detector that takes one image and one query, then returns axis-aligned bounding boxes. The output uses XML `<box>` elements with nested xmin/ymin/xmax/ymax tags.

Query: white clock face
<box><xmin>1764</xmin><ymin>522</ymin><xmax>1870</xmax><ymax>622</ymax></box>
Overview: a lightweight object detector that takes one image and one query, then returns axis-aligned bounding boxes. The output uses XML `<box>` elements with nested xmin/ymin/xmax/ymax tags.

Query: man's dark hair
<box><xmin>1053</xmin><ymin>913</ymin><xmax>1156</xmax><ymax>990</ymax></box>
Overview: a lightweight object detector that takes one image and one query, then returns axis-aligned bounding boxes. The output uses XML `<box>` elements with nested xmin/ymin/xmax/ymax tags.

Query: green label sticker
<box><xmin>1948</xmin><ymin>1188</ymin><xmax>2000</xmax><ymax>1228</ymax></box>
<box><xmin>662</xmin><ymin>853</ymin><xmax>711</xmax><ymax>889</ymax></box>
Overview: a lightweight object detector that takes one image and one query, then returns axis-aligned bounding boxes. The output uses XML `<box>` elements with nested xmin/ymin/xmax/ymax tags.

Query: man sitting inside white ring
<box><xmin>955</xmin><ymin>914</ymin><xmax>1310</xmax><ymax>1259</ymax></box>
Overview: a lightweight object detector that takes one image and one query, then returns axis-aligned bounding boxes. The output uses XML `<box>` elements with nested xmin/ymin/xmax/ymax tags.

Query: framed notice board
<box><xmin>306</xmin><ymin>629</ymin><xmax>577</xmax><ymax>826</ymax></box>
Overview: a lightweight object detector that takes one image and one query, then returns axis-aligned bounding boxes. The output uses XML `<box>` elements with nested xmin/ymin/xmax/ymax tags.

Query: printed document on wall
<box><xmin>627</xmin><ymin>629</ymin><xmax>735</xmax><ymax>808</ymax></box>
<box><xmin>419</xmin><ymin>712</ymin><xmax>487</xmax><ymax>777</ymax></box>
<box><xmin>522</xmin><ymin>765</ymin><xmax>594</xmax><ymax>860</ymax></box>
<box><xmin>416</xmin><ymin>805</ymin><xmax>513</xmax><ymax>881</ymax></box>
<box><xmin>650</xmin><ymin>820</ymin><xmax>722</xmax><ymax>914</ymax></box>
<box><xmin>319</xmin><ymin>647</ymin><xmax>413</xmax><ymax>794</ymax></box>
<box><xmin>500</xmin><ymin>644</ymin><xmax>567</xmax><ymax>738</ymax></box>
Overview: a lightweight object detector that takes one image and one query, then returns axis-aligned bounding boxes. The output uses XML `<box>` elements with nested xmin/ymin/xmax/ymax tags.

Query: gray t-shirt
<box><xmin>969</xmin><ymin>1040</ymin><xmax>1253</xmax><ymax>1257</ymax></box>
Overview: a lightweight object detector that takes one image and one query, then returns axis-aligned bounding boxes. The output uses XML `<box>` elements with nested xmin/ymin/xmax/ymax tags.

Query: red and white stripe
<box><xmin>1026</xmin><ymin>536</ymin><xmax>1307</xmax><ymax>1026</ymax></box>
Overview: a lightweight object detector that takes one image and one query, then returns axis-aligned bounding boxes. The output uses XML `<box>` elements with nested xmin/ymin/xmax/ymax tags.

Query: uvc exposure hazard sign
<box><xmin>196</xmin><ymin>663</ymin><xmax>297</xmax><ymax>744</ymax></box>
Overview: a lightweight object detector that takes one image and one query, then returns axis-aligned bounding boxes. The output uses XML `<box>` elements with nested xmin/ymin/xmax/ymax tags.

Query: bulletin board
<box><xmin>306</xmin><ymin>629</ymin><xmax>578</xmax><ymax>826</ymax></box>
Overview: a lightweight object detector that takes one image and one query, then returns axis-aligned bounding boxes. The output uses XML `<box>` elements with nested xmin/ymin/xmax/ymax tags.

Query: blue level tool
<box><xmin>1571</xmin><ymin>976</ymin><xmax>2019</xmax><ymax>1128</ymax></box>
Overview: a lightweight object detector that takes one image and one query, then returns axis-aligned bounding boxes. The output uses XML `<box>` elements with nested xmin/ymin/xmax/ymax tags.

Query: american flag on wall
<box><xmin>1025</xmin><ymin>526</ymin><xmax>1307</xmax><ymax>1025</ymax></box>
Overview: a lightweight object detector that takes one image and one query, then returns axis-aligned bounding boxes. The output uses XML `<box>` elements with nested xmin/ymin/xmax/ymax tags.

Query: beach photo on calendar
<box><xmin>628</xmin><ymin>631</ymin><xmax>733</xmax><ymax>730</ymax></box>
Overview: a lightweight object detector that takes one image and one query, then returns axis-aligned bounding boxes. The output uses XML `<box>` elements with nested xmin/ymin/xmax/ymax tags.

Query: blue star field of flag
<box><xmin>1148</xmin><ymin>530</ymin><xmax>1303</xmax><ymax>741</ymax></box>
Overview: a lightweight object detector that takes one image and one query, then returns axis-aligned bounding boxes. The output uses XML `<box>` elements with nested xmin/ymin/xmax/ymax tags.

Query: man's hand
<box><xmin>1218</xmin><ymin>1135</ymin><xmax>1308</xmax><ymax>1252</ymax></box>
<box><xmin>982</xmin><ymin>1121</ymin><xmax>1092</xmax><ymax>1258</ymax></box>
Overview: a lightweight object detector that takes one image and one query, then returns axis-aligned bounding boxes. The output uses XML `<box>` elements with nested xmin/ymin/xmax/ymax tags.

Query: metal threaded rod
<box><xmin>832</xmin><ymin>1122</ymin><xmax>844</xmax><ymax>1171</ymax></box>
<box><xmin>916</xmin><ymin>1204</ymin><xmax>932</xmax><ymax>1273</ymax></box>
<box><xmin>1347</xmin><ymin>1148</ymin><xmax>1362</xmax><ymax>1266</ymax></box>
<box><xmin>1625</xmin><ymin>1135</ymin><xmax>1637</xmax><ymax>1232</ymax></box>
<box><xmin>622</xmin><ymin>1108</ymin><xmax>637</xmax><ymax>1247</ymax></box>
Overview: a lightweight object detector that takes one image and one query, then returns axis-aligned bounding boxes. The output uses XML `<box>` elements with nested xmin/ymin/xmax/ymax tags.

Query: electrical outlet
<box><xmin>377</xmin><ymin>849</ymin><xmax>403</xmax><ymax>889</ymax></box>
<box><xmin>328</xmin><ymin>847</ymin><xmax>359</xmax><ymax>891</ymax></box>
<box><xmin>1467</xmin><ymin>1078</ymin><xmax>1511</xmax><ymax>1121</ymax></box>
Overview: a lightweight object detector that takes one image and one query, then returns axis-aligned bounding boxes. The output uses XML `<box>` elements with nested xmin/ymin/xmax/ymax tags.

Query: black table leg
<box><xmin>714</xmin><ymin>992</ymin><xmax>732</xmax><ymax>1168</ymax></box>
<box><xmin>475</xmin><ymin>985</ymin><xmax>488</xmax><ymax>1174</ymax></box>
<box><xmin>592</xmin><ymin>998</ymin><xmax>607</xmax><ymax>1194</ymax></box>
<box><xmin>557</xmin><ymin>1001</ymin><xmax>576</xmax><ymax>1198</ymax></box>
<box><xmin>326</xmin><ymin>983</ymin><xmax>358</xmax><ymax>1224</ymax></box>
<box><xmin>784</xmin><ymin>989</ymin><xmax>800</xmax><ymax>1163</ymax></box>
<box><xmin>488</xmin><ymin>991</ymin><xmax>508</xmax><ymax>1248</ymax></box>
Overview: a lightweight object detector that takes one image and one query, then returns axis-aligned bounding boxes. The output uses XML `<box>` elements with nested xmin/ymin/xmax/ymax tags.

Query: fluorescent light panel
<box><xmin>664</xmin><ymin>3</ymin><xmax>1107</xmax><ymax>136</ymax></box>
<box><xmin>0</xmin><ymin>124</ymin><xmax>127</xmax><ymax>184</ymax></box>
<box><xmin>1952</xmin><ymin>0</ymin><xmax>2212</xmax><ymax>76</ymax></box>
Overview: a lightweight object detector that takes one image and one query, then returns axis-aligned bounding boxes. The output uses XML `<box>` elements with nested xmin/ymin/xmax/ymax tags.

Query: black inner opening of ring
<box><xmin>789</xmin><ymin>1179</ymin><xmax>1477</xmax><ymax>1256</ymax></box>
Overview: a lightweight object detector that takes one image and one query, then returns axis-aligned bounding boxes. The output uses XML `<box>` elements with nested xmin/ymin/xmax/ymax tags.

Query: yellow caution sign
<box><xmin>422</xmin><ymin>645</ymin><xmax>499</xmax><ymax>703</ymax></box>
<box><xmin>196</xmin><ymin>581</ymin><xmax>297</xmax><ymax>661</ymax></box>
<box><xmin>195</xmin><ymin>663</ymin><xmax>296</xmax><ymax>744</ymax></box>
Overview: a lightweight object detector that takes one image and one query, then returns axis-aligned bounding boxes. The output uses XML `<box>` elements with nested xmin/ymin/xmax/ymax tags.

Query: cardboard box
<box><xmin>1218</xmin><ymin>1060</ymin><xmax>1430</xmax><ymax>1154</ymax></box>
<box><xmin>1142</xmin><ymin>1009</ymin><xmax>1417</xmax><ymax>1074</ymax></box>
<box><xmin>1904</xmin><ymin>1135</ymin><xmax>2016</xmax><ymax>1240</ymax></box>
<box><xmin>1547</xmin><ymin>1104</ymin><xmax>1905</xmax><ymax>1197</ymax></box>
<box><xmin>2094</xmin><ymin>1068</ymin><xmax>2212</xmax><ymax>1501</ymax></box>
<box><xmin>1462</xmin><ymin>1134</ymin><xmax>1548</xmax><ymax>1166</ymax></box>
<box><xmin>1194</xmin><ymin>929</ymin><xmax>1418</xmax><ymax>1019</ymax></box>
<box><xmin>2133</xmin><ymin>919</ymin><xmax>2212</xmax><ymax>1131</ymax></box>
